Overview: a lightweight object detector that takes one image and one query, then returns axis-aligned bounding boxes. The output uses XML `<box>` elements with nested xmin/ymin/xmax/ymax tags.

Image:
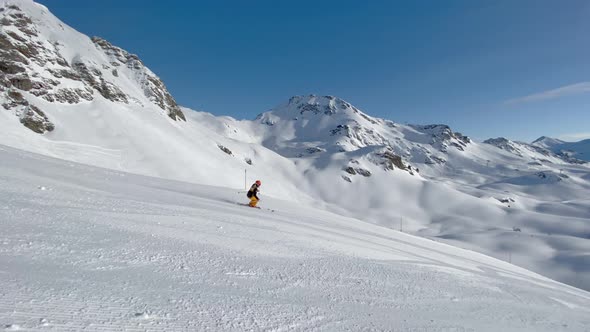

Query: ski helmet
<box><xmin>255</xmin><ymin>180</ymin><xmax>261</xmax><ymax>186</ymax></box>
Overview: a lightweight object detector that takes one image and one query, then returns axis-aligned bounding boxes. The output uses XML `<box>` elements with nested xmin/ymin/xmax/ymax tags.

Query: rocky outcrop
<box><xmin>356</xmin><ymin>168</ymin><xmax>371</xmax><ymax>177</ymax></box>
<box><xmin>20</xmin><ymin>103</ymin><xmax>54</xmax><ymax>133</ymax></box>
<box><xmin>411</xmin><ymin>124</ymin><xmax>471</xmax><ymax>153</ymax></box>
<box><xmin>483</xmin><ymin>138</ymin><xmax>522</xmax><ymax>156</ymax></box>
<box><xmin>91</xmin><ymin>37</ymin><xmax>185</xmax><ymax>121</ymax></box>
<box><xmin>0</xmin><ymin>4</ymin><xmax>186</xmax><ymax>135</ymax></box>
<box><xmin>343</xmin><ymin>166</ymin><xmax>356</xmax><ymax>175</ymax></box>
<box><xmin>377</xmin><ymin>150</ymin><xmax>406</xmax><ymax>171</ymax></box>
<box><xmin>2</xmin><ymin>89</ymin><xmax>54</xmax><ymax>133</ymax></box>
<box><xmin>0</xmin><ymin>5</ymin><xmax>97</xmax><ymax>132</ymax></box>
<box><xmin>424</xmin><ymin>155</ymin><xmax>446</xmax><ymax>165</ymax></box>
<box><xmin>71</xmin><ymin>61</ymin><xmax>127</xmax><ymax>103</ymax></box>
<box><xmin>217</xmin><ymin>144</ymin><xmax>233</xmax><ymax>156</ymax></box>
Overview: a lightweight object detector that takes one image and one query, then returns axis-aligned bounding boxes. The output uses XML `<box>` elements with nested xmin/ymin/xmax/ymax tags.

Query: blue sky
<box><xmin>37</xmin><ymin>0</ymin><xmax>590</xmax><ymax>142</ymax></box>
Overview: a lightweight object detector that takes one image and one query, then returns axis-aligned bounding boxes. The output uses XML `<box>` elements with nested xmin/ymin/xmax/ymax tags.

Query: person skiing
<box><xmin>247</xmin><ymin>180</ymin><xmax>261</xmax><ymax>207</ymax></box>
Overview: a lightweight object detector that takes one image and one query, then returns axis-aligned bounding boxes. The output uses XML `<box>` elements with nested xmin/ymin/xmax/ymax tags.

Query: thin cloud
<box><xmin>505</xmin><ymin>82</ymin><xmax>590</xmax><ymax>105</ymax></box>
<box><xmin>557</xmin><ymin>132</ymin><xmax>590</xmax><ymax>142</ymax></box>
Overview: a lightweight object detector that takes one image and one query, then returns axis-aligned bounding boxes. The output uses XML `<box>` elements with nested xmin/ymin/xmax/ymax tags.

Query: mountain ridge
<box><xmin>0</xmin><ymin>0</ymin><xmax>184</xmax><ymax>135</ymax></box>
<box><xmin>532</xmin><ymin>135</ymin><xmax>590</xmax><ymax>162</ymax></box>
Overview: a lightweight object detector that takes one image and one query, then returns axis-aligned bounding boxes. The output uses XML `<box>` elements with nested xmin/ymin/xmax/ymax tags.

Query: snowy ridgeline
<box><xmin>1</xmin><ymin>145</ymin><xmax>589</xmax><ymax>331</ymax></box>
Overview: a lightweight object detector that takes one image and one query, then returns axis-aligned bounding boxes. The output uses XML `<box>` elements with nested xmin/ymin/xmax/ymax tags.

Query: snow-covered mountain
<box><xmin>0</xmin><ymin>0</ymin><xmax>184</xmax><ymax>135</ymax></box>
<box><xmin>483</xmin><ymin>136</ymin><xmax>587</xmax><ymax>164</ymax></box>
<box><xmin>255</xmin><ymin>94</ymin><xmax>472</xmax><ymax>175</ymax></box>
<box><xmin>2</xmin><ymin>145</ymin><xmax>590</xmax><ymax>331</ymax></box>
<box><xmin>532</xmin><ymin>136</ymin><xmax>590</xmax><ymax>162</ymax></box>
<box><xmin>1</xmin><ymin>0</ymin><xmax>589</xmax><ymax>297</ymax></box>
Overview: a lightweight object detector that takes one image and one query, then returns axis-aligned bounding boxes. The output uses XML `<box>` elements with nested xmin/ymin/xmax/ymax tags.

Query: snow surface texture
<box><xmin>1</xmin><ymin>0</ymin><xmax>589</xmax><ymax>296</ymax></box>
<box><xmin>1</xmin><ymin>145</ymin><xmax>589</xmax><ymax>331</ymax></box>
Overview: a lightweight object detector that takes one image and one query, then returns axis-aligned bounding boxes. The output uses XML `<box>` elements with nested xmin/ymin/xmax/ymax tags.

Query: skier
<box><xmin>247</xmin><ymin>180</ymin><xmax>261</xmax><ymax>207</ymax></box>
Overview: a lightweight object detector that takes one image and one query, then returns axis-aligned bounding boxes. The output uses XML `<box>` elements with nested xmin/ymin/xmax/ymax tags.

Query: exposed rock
<box><xmin>52</xmin><ymin>88</ymin><xmax>80</xmax><ymax>104</ymax></box>
<box><xmin>245</xmin><ymin>158</ymin><xmax>252</xmax><ymax>165</ymax></box>
<box><xmin>0</xmin><ymin>75</ymin><xmax>10</xmax><ymax>91</ymax></box>
<box><xmin>330</xmin><ymin>124</ymin><xmax>349</xmax><ymax>136</ymax></box>
<box><xmin>168</xmin><ymin>107</ymin><xmax>186</xmax><ymax>121</ymax></box>
<box><xmin>3</xmin><ymin>89</ymin><xmax>23</xmax><ymax>106</ymax></box>
<box><xmin>455</xmin><ymin>132</ymin><xmax>471</xmax><ymax>144</ymax></box>
<box><xmin>306</xmin><ymin>147</ymin><xmax>324</xmax><ymax>154</ymax></box>
<box><xmin>411</xmin><ymin>124</ymin><xmax>471</xmax><ymax>152</ymax></box>
<box><xmin>7</xmin><ymin>89</ymin><xmax>24</xmax><ymax>102</ymax></box>
<box><xmin>341</xmin><ymin>175</ymin><xmax>352</xmax><ymax>183</ymax></box>
<box><xmin>299</xmin><ymin>103</ymin><xmax>321</xmax><ymax>115</ymax></box>
<box><xmin>378</xmin><ymin>150</ymin><xmax>406</xmax><ymax>171</ymax></box>
<box><xmin>92</xmin><ymin>36</ymin><xmax>185</xmax><ymax>121</ymax></box>
<box><xmin>450</xmin><ymin>142</ymin><xmax>464</xmax><ymax>151</ymax></box>
<box><xmin>497</xmin><ymin>197</ymin><xmax>515</xmax><ymax>204</ymax></box>
<box><xmin>6</xmin><ymin>30</ymin><xmax>25</xmax><ymax>42</ymax></box>
<box><xmin>484</xmin><ymin>137</ymin><xmax>522</xmax><ymax>156</ymax></box>
<box><xmin>54</xmin><ymin>54</ymin><xmax>69</xmax><ymax>67</ymax></box>
<box><xmin>385</xmin><ymin>120</ymin><xmax>396</xmax><ymax>128</ymax></box>
<box><xmin>344</xmin><ymin>166</ymin><xmax>356</xmax><ymax>175</ymax></box>
<box><xmin>1</xmin><ymin>8</ymin><xmax>187</xmax><ymax>127</ymax></box>
<box><xmin>72</xmin><ymin>61</ymin><xmax>127</xmax><ymax>103</ymax></box>
<box><xmin>424</xmin><ymin>155</ymin><xmax>446</xmax><ymax>165</ymax></box>
<box><xmin>9</xmin><ymin>76</ymin><xmax>32</xmax><ymax>90</ymax></box>
<box><xmin>356</xmin><ymin>168</ymin><xmax>371</xmax><ymax>177</ymax></box>
<box><xmin>18</xmin><ymin>104</ymin><xmax>54</xmax><ymax>134</ymax></box>
<box><xmin>217</xmin><ymin>144</ymin><xmax>233</xmax><ymax>156</ymax></box>
<box><xmin>556</xmin><ymin>151</ymin><xmax>587</xmax><ymax>165</ymax></box>
<box><xmin>40</xmin><ymin>78</ymin><xmax>60</xmax><ymax>87</ymax></box>
<box><xmin>360</xmin><ymin>112</ymin><xmax>377</xmax><ymax>125</ymax></box>
<box><xmin>288</xmin><ymin>95</ymin><xmax>302</xmax><ymax>104</ymax></box>
<box><xmin>47</xmin><ymin>68</ymin><xmax>81</xmax><ymax>80</ymax></box>
<box><xmin>0</xmin><ymin>47</ymin><xmax>30</xmax><ymax>65</ymax></box>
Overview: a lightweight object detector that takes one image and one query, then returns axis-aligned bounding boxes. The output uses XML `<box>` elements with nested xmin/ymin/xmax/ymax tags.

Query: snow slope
<box><xmin>251</xmin><ymin>96</ymin><xmax>590</xmax><ymax>292</ymax></box>
<box><xmin>1</xmin><ymin>0</ymin><xmax>589</xmax><ymax>294</ymax></box>
<box><xmin>1</xmin><ymin>144</ymin><xmax>589</xmax><ymax>331</ymax></box>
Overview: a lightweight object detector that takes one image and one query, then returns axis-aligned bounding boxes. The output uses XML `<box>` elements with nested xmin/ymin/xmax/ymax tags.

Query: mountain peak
<box><xmin>530</xmin><ymin>136</ymin><xmax>589</xmax><ymax>162</ymax></box>
<box><xmin>274</xmin><ymin>94</ymin><xmax>366</xmax><ymax>118</ymax></box>
<box><xmin>531</xmin><ymin>136</ymin><xmax>564</xmax><ymax>147</ymax></box>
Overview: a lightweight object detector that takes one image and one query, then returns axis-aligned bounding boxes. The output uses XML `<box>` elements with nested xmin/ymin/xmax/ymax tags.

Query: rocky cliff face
<box><xmin>0</xmin><ymin>2</ymin><xmax>185</xmax><ymax>134</ymax></box>
<box><xmin>91</xmin><ymin>37</ymin><xmax>185</xmax><ymax>121</ymax></box>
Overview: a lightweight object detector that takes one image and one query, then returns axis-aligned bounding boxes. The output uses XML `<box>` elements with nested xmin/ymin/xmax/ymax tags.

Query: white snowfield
<box><xmin>1</xmin><ymin>145</ymin><xmax>589</xmax><ymax>331</ymax></box>
<box><xmin>2</xmin><ymin>0</ymin><xmax>590</xmax><ymax>319</ymax></box>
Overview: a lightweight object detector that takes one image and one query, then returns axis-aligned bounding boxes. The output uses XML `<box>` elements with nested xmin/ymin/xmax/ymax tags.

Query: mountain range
<box><xmin>1</xmin><ymin>0</ymin><xmax>589</xmax><ymax>294</ymax></box>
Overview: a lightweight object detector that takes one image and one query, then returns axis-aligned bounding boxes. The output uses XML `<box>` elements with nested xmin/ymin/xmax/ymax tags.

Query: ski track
<box><xmin>1</xmin><ymin>147</ymin><xmax>590</xmax><ymax>331</ymax></box>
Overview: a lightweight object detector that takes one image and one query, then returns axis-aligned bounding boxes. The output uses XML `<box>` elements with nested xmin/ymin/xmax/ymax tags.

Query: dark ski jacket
<box><xmin>247</xmin><ymin>183</ymin><xmax>260</xmax><ymax>199</ymax></box>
